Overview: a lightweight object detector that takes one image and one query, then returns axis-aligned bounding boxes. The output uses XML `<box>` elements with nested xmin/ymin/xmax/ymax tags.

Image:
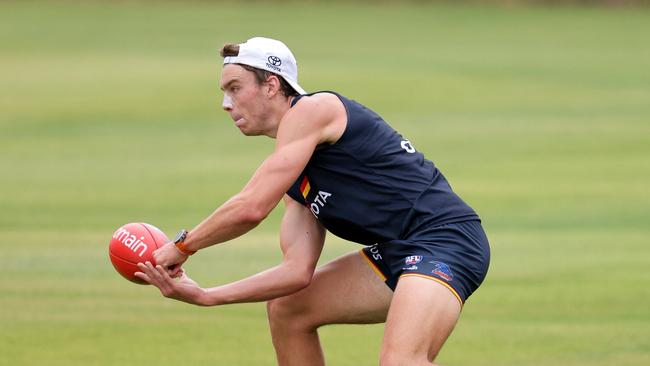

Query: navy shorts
<box><xmin>361</xmin><ymin>220</ymin><xmax>490</xmax><ymax>305</ymax></box>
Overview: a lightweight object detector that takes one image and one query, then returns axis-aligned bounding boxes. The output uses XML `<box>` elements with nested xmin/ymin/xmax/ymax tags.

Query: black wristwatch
<box><xmin>173</xmin><ymin>229</ymin><xmax>196</xmax><ymax>255</ymax></box>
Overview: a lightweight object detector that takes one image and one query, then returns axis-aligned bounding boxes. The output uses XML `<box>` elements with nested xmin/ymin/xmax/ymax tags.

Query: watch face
<box><xmin>174</xmin><ymin>229</ymin><xmax>187</xmax><ymax>243</ymax></box>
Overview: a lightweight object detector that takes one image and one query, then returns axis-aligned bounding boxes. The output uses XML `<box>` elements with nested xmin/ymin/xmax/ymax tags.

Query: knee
<box><xmin>266</xmin><ymin>295</ymin><xmax>317</xmax><ymax>332</ymax></box>
<box><xmin>266</xmin><ymin>296</ymin><xmax>300</xmax><ymax>323</ymax></box>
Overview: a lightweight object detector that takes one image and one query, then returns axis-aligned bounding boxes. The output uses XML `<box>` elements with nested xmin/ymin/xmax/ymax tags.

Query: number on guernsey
<box><xmin>401</xmin><ymin>139</ymin><xmax>415</xmax><ymax>153</ymax></box>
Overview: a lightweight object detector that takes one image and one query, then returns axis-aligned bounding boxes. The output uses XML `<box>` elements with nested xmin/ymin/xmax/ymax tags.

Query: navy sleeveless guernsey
<box><xmin>286</xmin><ymin>91</ymin><xmax>479</xmax><ymax>246</ymax></box>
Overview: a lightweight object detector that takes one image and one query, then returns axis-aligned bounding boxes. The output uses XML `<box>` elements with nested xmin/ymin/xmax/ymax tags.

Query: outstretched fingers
<box><xmin>134</xmin><ymin>262</ymin><xmax>153</xmax><ymax>284</ymax></box>
<box><xmin>135</xmin><ymin>262</ymin><xmax>205</xmax><ymax>305</ymax></box>
<box><xmin>136</xmin><ymin>262</ymin><xmax>173</xmax><ymax>296</ymax></box>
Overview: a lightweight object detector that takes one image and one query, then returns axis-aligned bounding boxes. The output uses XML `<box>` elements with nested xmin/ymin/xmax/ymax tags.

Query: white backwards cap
<box><xmin>223</xmin><ymin>37</ymin><xmax>306</xmax><ymax>95</ymax></box>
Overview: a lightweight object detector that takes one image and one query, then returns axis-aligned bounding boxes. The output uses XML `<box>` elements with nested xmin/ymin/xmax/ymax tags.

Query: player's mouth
<box><xmin>232</xmin><ymin>115</ymin><xmax>245</xmax><ymax>127</ymax></box>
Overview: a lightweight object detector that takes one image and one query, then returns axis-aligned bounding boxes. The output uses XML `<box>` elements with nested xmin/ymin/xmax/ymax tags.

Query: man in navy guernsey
<box><xmin>137</xmin><ymin>37</ymin><xmax>490</xmax><ymax>366</ymax></box>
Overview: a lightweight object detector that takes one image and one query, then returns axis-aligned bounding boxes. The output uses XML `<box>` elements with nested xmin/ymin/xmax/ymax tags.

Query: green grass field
<box><xmin>1</xmin><ymin>1</ymin><xmax>649</xmax><ymax>365</ymax></box>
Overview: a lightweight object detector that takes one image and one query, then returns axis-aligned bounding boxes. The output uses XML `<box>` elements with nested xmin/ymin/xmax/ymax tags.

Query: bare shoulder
<box><xmin>286</xmin><ymin>92</ymin><xmax>347</xmax><ymax>144</ymax></box>
<box><xmin>297</xmin><ymin>92</ymin><xmax>343</xmax><ymax>107</ymax></box>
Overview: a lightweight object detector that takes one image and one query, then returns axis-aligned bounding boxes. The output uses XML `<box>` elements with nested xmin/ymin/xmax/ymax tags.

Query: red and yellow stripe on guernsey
<box><xmin>300</xmin><ymin>176</ymin><xmax>311</xmax><ymax>199</ymax></box>
<box><xmin>359</xmin><ymin>251</ymin><xmax>387</xmax><ymax>282</ymax></box>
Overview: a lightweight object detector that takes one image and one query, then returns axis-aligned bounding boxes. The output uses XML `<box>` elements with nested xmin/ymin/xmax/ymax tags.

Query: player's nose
<box><xmin>222</xmin><ymin>94</ymin><xmax>233</xmax><ymax>111</ymax></box>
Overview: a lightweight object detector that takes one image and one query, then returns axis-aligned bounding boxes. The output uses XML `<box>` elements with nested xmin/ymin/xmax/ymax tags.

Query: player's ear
<box><xmin>265</xmin><ymin>75</ymin><xmax>281</xmax><ymax>98</ymax></box>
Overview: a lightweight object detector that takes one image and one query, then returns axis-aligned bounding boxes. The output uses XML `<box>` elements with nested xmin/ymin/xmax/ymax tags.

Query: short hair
<box><xmin>220</xmin><ymin>43</ymin><xmax>298</xmax><ymax>97</ymax></box>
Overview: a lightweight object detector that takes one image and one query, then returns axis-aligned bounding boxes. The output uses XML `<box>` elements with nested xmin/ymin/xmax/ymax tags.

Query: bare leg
<box><xmin>267</xmin><ymin>251</ymin><xmax>392</xmax><ymax>366</ymax></box>
<box><xmin>379</xmin><ymin>275</ymin><xmax>462</xmax><ymax>366</ymax></box>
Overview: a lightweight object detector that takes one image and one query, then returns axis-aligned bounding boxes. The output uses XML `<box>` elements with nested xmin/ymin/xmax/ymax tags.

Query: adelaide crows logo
<box><xmin>431</xmin><ymin>261</ymin><xmax>453</xmax><ymax>281</ymax></box>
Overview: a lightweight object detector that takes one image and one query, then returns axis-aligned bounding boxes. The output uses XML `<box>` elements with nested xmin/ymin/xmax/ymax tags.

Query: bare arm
<box><xmin>153</xmin><ymin>94</ymin><xmax>345</xmax><ymax>269</ymax></box>
<box><xmin>199</xmin><ymin>196</ymin><xmax>325</xmax><ymax>305</ymax></box>
<box><xmin>136</xmin><ymin>196</ymin><xmax>326</xmax><ymax>306</ymax></box>
<box><xmin>181</xmin><ymin>133</ymin><xmax>321</xmax><ymax>251</ymax></box>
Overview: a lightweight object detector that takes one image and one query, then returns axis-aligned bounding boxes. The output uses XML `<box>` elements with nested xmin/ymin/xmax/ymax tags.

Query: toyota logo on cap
<box><xmin>267</xmin><ymin>56</ymin><xmax>281</xmax><ymax>66</ymax></box>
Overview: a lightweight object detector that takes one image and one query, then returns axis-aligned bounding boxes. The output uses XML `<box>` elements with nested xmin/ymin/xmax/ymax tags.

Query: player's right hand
<box><xmin>153</xmin><ymin>242</ymin><xmax>188</xmax><ymax>275</ymax></box>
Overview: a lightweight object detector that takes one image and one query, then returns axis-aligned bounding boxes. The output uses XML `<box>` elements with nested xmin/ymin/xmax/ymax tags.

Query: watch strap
<box><xmin>175</xmin><ymin>241</ymin><xmax>196</xmax><ymax>256</ymax></box>
<box><xmin>173</xmin><ymin>229</ymin><xmax>196</xmax><ymax>255</ymax></box>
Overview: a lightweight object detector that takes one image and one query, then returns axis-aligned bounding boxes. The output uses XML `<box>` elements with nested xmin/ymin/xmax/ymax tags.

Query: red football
<box><xmin>109</xmin><ymin>222</ymin><xmax>169</xmax><ymax>284</ymax></box>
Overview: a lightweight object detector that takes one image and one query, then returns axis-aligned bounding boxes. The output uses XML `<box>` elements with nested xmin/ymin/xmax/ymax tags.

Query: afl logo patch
<box><xmin>404</xmin><ymin>255</ymin><xmax>423</xmax><ymax>265</ymax></box>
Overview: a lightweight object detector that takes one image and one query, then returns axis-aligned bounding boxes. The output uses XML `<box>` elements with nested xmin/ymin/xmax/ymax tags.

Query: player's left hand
<box><xmin>135</xmin><ymin>262</ymin><xmax>207</xmax><ymax>306</ymax></box>
<box><xmin>153</xmin><ymin>242</ymin><xmax>189</xmax><ymax>275</ymax></box>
